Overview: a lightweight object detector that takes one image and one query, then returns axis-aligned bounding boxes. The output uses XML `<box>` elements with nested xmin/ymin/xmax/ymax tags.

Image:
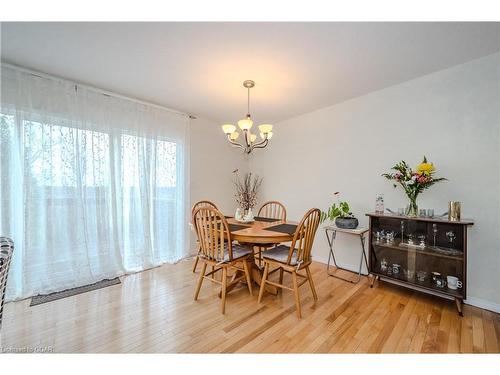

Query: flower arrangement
<box><xmin>382</xmin><ymin>156</ymin><xmax>447</xmax><ymax>216</ymax></box>
<box><xmin>232</xmin><ymin>169</ymin><xmax>263</xmax><ymax>212</ymax></box>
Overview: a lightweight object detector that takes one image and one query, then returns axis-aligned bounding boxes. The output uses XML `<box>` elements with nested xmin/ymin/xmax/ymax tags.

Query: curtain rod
<box><xmin>1</xmin><ymin>62</ymin><xmax>197</xmax><ymax>119</ymax></box>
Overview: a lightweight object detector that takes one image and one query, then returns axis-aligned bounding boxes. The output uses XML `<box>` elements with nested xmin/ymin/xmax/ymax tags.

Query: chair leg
<box><xmin>211</xmin><ymin>265</ymin><xmax>215</xmax><ymax>280</ymax></box>
<box><xmin>194</xmin><ymin>262</ymin><xmax>207</xmax><ymax>300</ymax></box>
<box><xmin>305</xmin><ymin>266</ymin><xmax>318</xmax><ymax>301</ymax></box>
<box><xmin>279</xmin><ymin>268</ymin><xmax>284</xmax><ymax>291</ymax></box>
<box><xmin>258</xmin><ymin>262</ymin><xmax>269</xmax><ymax>303</ymax></box>
<box><xmin>292</xmin><ymin>271</ymin><xmax>302</xmax><ymax>319</ymax></box>
<box><xmin>258</xmin><ymin>247</ymin><xmax>262</xmax><ymax>268</ymax></box>
<box><xmin>243</xmin><ymin>259</ymin><xmax>253</xmax><ymax>296</ymax></box>
<box><xmin>192</xmin><ymin>255</ymin><xmax>199</xmax><ymax>273</ymax></box>
<box><xmin>221</xmin><ymin>267</ymin><xmax>228</xmax><ymax>314</ymax></box>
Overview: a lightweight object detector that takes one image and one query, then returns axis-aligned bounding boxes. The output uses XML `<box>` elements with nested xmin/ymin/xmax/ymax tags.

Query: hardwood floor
<box><xmin>1</xmin><ymin>259</ymin><xmax>499</xmax><ymax>353</ymax></box>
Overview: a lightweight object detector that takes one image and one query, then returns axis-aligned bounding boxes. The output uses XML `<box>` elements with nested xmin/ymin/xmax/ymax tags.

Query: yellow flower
<box><xmin>417</xmin><ymin>162</ymin><xmax>435</xmax><ymax>175</ymax></box>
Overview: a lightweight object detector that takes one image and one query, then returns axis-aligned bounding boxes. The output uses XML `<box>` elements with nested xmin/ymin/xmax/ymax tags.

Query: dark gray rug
<box><xmin>30</xmin><ymin>277</ymin><xmax>121</xmax><ymax>306</ymax></box>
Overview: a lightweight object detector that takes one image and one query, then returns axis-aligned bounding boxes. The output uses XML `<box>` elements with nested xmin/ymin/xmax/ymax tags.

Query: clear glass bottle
<box><xmin>375</xmin><ymin>194</ymin><xmax>384</xmax><ymax>213</ymax></box>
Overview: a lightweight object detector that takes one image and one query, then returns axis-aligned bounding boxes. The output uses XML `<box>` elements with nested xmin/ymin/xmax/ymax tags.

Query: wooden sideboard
<box><xmin>366</xmin><ymin>213</ymin><xmax>473</xmax><ymax>315</ymax></box>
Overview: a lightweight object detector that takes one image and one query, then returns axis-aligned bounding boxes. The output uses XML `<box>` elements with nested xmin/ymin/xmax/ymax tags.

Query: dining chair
<box><xmin>192</xmin><ymin>206</ymin><xmax>254</xmax><ymax>314</ymax></box>
<box><xmin>191</xmin><ymin>200</ymin><xmax>218</xmax><ymax>273</ymax></box>
<box><xmin>257</xmin><ymin>208</ymin><xmax>321</xmax><ymax>318</ymax></box>
<box><xmin>0</xmin><ymin>237</ymin><xmax>14</xmax><ymax>334</ymax></box>
<box><xmin>257</xmin><ymin>201</ymin><xmax>287</xmax><ymax>222</ymax></box>
<box><xmin>255</xmin><ymin>201</ymin><xmax>287</xmax><ymax>267</ymax></box>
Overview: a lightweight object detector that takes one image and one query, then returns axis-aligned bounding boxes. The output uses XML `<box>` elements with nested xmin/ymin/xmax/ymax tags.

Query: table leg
<box><xmin>326</xmin><ymin>229</ymin><xmax>368</xmax><ymax>284</ymax></box>
<box><xmin>219</xmin><ymin>257</ymin><xmax>278</xmax><ymax>297</ymax></box>
<box><xmin>251</xmin><ymin>261</ymin><xmax>278</xmax><ymax>295</ymax></box>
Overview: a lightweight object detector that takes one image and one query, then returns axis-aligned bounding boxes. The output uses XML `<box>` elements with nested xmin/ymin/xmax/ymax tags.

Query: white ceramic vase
<box><xmin>235</xmin><ymin>207</ymin><xmax>243</xmax><ymax>221</ymax></box>
<box><xmin>243</xmin><ymin>208</ymin><xmax>254</xmax><ymax>222</ymax></box>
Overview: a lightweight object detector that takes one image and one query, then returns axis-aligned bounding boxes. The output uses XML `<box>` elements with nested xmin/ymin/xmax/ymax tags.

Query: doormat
<box><xmin>30</xmin><ymin>277</ymin><xmax>121</xmax><ymax>306</ymax></box>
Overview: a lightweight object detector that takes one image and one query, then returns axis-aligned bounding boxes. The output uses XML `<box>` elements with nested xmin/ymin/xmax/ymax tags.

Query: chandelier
<box><xmin>221</xmin><ymin>80</ymin><xmax>273</xmax><ymax>154</ymax></box>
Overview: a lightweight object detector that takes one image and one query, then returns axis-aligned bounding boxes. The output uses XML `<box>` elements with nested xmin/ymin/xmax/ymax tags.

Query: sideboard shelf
<box><xmin>372</xmin><ymin>240</ymin><xmax>464</xmax><ymax>261</ymax></box>
<box><xmin>366</xmin><ymin>212</ymin><xmax>473</xmax><ymax>316</ymax></box>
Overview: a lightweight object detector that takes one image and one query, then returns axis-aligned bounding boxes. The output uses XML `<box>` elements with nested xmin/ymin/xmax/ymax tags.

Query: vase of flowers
<box><xmin>382</xmin><ymin>156</ymin><xmax>447</xmax><ymax>216</ymax></box>
<box><xmin>233</xmin><ymin>169</ymin><xmax>263</xmax><ymax>222</ymax></box>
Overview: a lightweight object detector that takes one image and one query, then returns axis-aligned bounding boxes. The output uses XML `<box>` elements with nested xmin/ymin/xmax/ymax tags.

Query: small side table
<box><xmin>324</xmin><ymin>225</ymin><xmax>369</xmax><ymax>283</ymax></box>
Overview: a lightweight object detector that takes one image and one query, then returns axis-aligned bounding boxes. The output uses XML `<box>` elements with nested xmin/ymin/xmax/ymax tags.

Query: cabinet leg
<box><xmin>455</xmin><ymin>298</ymin><xmax>464</xmax><ymax>317</ymax></box>
<box><xmin>370</xmin><ymin>275</ymin><xmax>378</xmax><ymax>288</ymax></box>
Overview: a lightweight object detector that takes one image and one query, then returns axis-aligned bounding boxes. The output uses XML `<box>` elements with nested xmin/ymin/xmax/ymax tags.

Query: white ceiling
<box><xmin>1</xmin><ymin>22</ymin><xmax>499</xmax><ymax>123</ymax></box>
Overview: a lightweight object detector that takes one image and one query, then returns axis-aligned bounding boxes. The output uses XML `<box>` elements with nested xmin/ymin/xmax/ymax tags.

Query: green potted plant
<box><xmin>320</xmin><ymin>192</ymin><xmax>359</xmax><ymax>229</ymax></box>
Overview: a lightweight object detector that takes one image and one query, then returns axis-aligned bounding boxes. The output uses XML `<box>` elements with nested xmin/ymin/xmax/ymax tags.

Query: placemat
<box><xmin>229</xmin><ymin>223</ymin><xmax>250</xmax><ymax>232</ymax></box>
<box><xmin>266</xmin><ymin>223</ymin><xmax>297</xmax><ymax>235</ymax></box>
<box><xmin>254</xmin><ymin>216</ymin><xmax>280</xmax><ymax>223</ymax></box>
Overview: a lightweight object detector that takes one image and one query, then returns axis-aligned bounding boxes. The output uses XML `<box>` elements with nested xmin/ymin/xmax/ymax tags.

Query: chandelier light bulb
<box><xmin>249</xmin><ymin>133</ymin><xmax>257</xmax><ymax>143</ymax></box>
<box><xmin>260</xmin><ymin>131</ymin><xmax>273</xmax><ymax>140</ymax></box>
<box><xmin>229</xmin><ymin>131</ymin><xmax>240</xmax><ymax>140</ymax></box>
<box><xmin>238</xmin><ymin>117</ymin><xmax>253</xmax><ymax>131</ymax></box>
<box><xmin>221</xmin><ymin>124</ymin><xmax>236</xmax><ymax>134</ymax></box>
<box><xmin>258</xmin><ymin>124</ymin><xmax>273</xmax><ymax>134</ymax></box>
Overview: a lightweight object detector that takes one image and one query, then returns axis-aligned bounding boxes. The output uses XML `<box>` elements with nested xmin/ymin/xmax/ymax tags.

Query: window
<box><xmin>0</xmin><ymin>65</ymin><xmax>189</xmax><ymax>300</ymax></box>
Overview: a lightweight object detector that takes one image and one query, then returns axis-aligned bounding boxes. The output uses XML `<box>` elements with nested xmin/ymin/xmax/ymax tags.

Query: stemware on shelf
<box><xmin>418</xmin><ymin>234</ymin><xmax>426</xmax><ymax>247</ymax></box>
<box><xmin>446</xmin><ymin>230</ymin><xmax>456</xmax><ymax>247</ymax></box>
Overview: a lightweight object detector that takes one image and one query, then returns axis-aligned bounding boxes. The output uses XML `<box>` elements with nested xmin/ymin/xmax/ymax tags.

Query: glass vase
<box><xmin>406</xmin><ymin>197</ymin><xmax>418</xmax><ymax>217</ymax></box>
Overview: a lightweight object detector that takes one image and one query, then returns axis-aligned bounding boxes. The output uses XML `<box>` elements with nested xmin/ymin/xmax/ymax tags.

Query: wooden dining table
<box><xmin>224</xmin><ymin>216</ymin><xmax>298</xmax><ymax>295</ymax></box>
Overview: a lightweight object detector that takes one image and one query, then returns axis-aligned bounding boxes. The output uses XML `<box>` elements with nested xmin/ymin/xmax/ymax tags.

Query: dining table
<box><xmin>224</xmin><ymin>215</ymin><xmax>298</xmax><ymax>295</ymax></box>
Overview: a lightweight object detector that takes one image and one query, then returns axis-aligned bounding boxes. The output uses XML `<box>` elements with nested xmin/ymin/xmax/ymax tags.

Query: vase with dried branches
<box><xmin>232</xmin><ymin>169</ymin><xmax>262</xmax><ymax>221</ymax></box>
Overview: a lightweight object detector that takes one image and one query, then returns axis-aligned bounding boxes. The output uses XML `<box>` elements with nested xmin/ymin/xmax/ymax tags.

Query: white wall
<box><xmin>189</xmin><ymin>116</ymin><xmax>248</xmax><ymax>251</ymax></box>
<box><xmin>250</xmin><ymin>53</ymin><xmax>500</xmax><ymax>311</ymax></box>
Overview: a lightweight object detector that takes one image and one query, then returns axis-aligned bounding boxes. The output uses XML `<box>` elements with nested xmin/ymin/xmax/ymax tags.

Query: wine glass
<box><xmin>407</xmin><ymin>233</ymin><xmax>414</xmax><ymax>245</ymax></box>
<box><xmin>418</xmin><ymin>234</ymin><xmax>426</xmax><ymax>248</ymax></box>
<box><xmin>446</xmin><ymin>231</ymin><xmax>456</xmax><ymax>247</ymax></box>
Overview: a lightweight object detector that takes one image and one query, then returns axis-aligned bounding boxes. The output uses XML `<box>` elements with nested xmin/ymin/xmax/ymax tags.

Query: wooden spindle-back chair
<box><xmin>257</xmin><ymin>201</ymin><xmax>287</xmax><ymax>222</ymax></box>
<box><xmin>255</xmin><ymin>201</ymin><xmax>287</xmax><ymax>267</ymax></box>
<box><xmin>191</xmin><ymin>200</ymin><xmax>218</xmax><ymax>273</ymax></box>
<box><xmin>192</xmin><ymin>207</ymin><xmax>253</xmax><ymax>314</ymax></box>
<box><xmin>257</xmin><ymin>208</ymin><xmax>321</xmax><ymax>318</ymax></box>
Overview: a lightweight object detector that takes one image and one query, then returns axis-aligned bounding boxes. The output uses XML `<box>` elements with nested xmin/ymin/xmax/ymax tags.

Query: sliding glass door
<box><xmin>0</xmin><ymin>65</ymin><xmax>190</xmax><ymax>301</ymax></box>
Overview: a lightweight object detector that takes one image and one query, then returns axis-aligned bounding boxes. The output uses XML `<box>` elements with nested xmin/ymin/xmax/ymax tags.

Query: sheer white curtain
<box><xmin>0</xmin><ymin>65</ymin><xmax>190</xmax><ymax>301</ymax></box>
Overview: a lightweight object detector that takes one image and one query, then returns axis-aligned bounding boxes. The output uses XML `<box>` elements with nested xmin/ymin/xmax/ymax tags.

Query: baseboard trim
<box><xmin>312</xmin><ymin>256</ymin><xmax>500</xmax><ymax>314</ymax></box>
<box><xmin>464</xmin><ymin>297</ymin><xmax>500</xmax><ymax>314</ymax></box>
<box><xmin>312</xmin><ymin>255</ymin><xmax>369</xmax><ymax>276</ymax></box>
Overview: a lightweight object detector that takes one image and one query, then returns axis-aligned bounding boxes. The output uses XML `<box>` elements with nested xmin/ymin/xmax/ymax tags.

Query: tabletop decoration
<box><xmin>382</xmin><ymin>156</ymin><xmax>447</xmax><ymax>216</ymax></box>
<box><xmin>232</xmin><ymin>169</ymin><xmax>262</xmax><ymax>222</ymax></box>
<box><xmin>320</xmin><ymin>192</ymin><xmax>359</xmax><ymax>229</ymax></box>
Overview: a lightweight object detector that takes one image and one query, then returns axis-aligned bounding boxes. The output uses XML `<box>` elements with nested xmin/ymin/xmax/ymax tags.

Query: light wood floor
<box><xmin>1</xmin><ymin>259</ymin><xmax>499</xmax><ymax>353</ymax></box>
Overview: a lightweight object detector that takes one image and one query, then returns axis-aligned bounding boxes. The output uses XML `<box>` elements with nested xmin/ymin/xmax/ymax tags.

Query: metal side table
<box><xmin>325</xmin><ymin>225</ymin><xmax>369</xmax><ymax>283</ymax></box>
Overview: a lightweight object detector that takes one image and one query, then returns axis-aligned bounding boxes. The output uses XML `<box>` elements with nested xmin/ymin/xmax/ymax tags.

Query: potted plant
<box><xmin>320</xmin><ymin>192</ymin><xmax>359</xmax><ymax>229</ymax></box>
<box><xmin>382</xmin><ymin>156</ymin><xmax>447</xmax><ymax>216</ymax></box>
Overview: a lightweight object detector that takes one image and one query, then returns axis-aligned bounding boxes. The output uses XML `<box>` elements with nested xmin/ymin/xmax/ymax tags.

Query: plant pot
<box><xmin>335</xmin><ymin>217</ymin><xmax>359</xmax><ymax>229</ymax></box>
